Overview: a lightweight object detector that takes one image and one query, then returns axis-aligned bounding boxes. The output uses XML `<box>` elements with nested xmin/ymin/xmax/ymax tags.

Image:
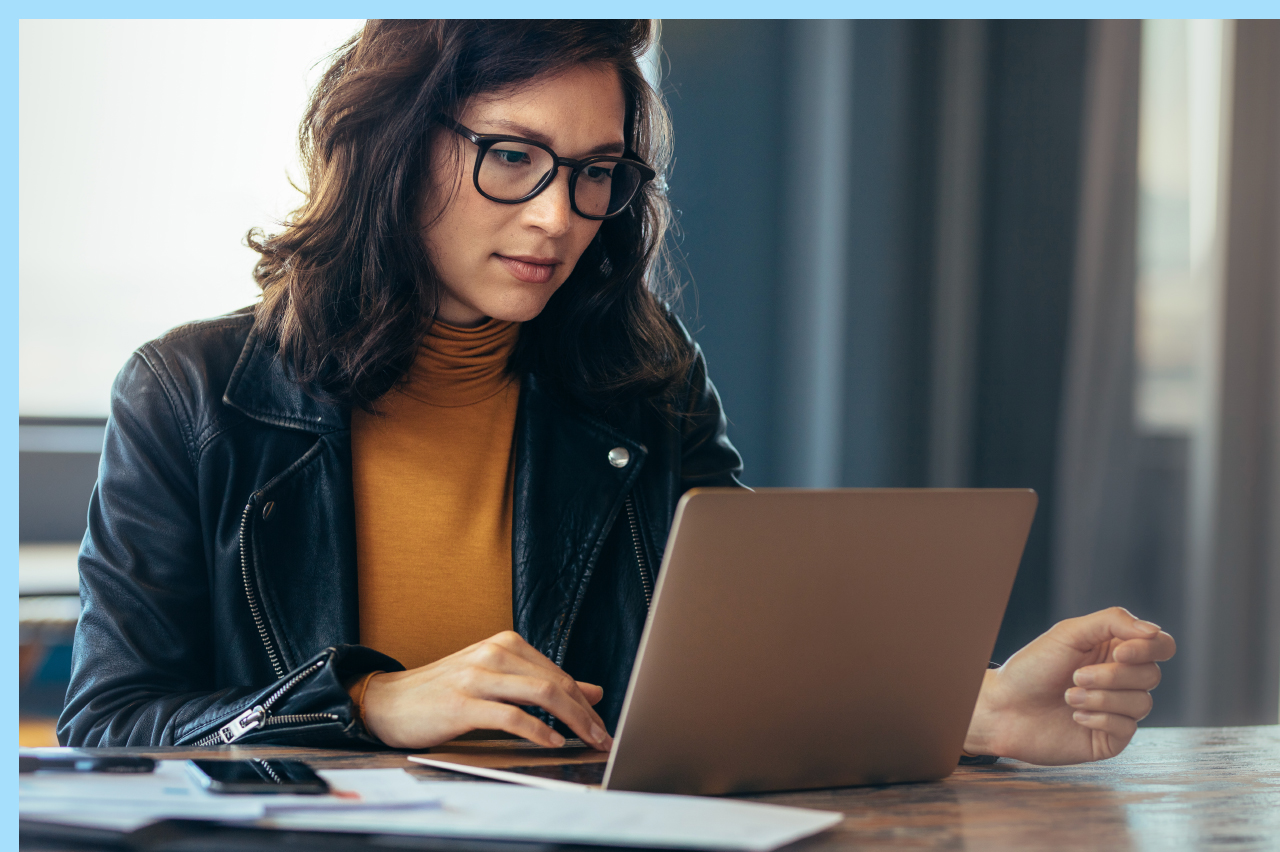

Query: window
<box><xmin>1135</xmin><ymin>19</ymin><xmax>1230</xmax><ymax>434</ymax></box>
<box><xmin>19</xmin><ymin>20</ymin><xmax>365</xmax><ymax>417</ymax></box>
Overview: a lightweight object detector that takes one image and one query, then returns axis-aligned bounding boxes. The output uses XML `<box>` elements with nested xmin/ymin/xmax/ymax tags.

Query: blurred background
<box><xmin>18</xmin><ymin>20</ymin><xmax>1279</xmax><ymax>745</ymax></box>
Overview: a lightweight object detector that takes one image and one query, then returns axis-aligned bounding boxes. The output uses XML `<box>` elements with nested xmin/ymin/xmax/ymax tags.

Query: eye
<box><xmin>492</xmin><ymin>148</ymin><xmax>531</xmax><ymax>166</ymax></box>
<box><xmin>583</xmin><ymin>164</ymin><xmax>613</xmax><ymax>181</ymax></box>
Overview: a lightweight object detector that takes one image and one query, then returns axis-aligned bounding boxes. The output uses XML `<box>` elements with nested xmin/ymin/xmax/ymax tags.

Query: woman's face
<box><xmin>420</xmin><ymin>64</ymin><xmax>627</xmax><ymax>328</ymax></box>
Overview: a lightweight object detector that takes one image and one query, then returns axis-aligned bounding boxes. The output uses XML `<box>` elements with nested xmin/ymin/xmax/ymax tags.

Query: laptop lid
<box><xmin>601</xmin><ymin>488</ymin><xmax>1036</xmax><ymax>796</ymax></box>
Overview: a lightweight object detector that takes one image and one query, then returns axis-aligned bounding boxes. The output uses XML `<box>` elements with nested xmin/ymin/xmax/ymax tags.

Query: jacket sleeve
<box><xmin>57</xmin><ymin>350</ymin><xmax>401</xmax><ymax>748</ymax></box>
<box><xmin>678</xmin><ymin>342</ymin><xmax>746</xmax><ymax>491</ymax></box>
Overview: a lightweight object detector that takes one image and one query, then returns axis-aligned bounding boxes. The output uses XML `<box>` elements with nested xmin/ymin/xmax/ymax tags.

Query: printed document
<box><xmin>20</xmin><ymin>759</ymin><xmax>841</xmax><ymax>850</ymax></box>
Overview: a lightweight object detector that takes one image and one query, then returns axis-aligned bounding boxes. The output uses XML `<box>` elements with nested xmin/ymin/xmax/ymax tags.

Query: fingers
<box><xmin>1055</xmin><ymin>607</ymin><xmax>1164</xmax><ymax>652</ymax></box>
<box><xmin>1073</xmin><ymin>661</ymin><xmax>1162</xmax><ymax>691</ymax></box>
<box><xmin>1071</xmin><ymin>709</ymin><xmax>1138</xmax><ymax>742</ymax></box>
<box><xmin>460</xmin><ymin>633</ymin><xmax>608</xmax><ymax>737</ymax></box>
<box><xmin>468</xmin><ymin>699</ymin><xmax>567</xmax><ymax>748</ymax></box>
<box><xmin>434</xmin><ymin>632</ymin><xmax>611</xmax><ymax>750</ymax></box>
<box><xmin>576</xmin><ymin>681</ymin><xmax>605</xmax><ymax>705</ymax></box>
<box><xmin>1111</xmin><ymin>631</ymin><xmax>1176</xmax><ymax>664</ymax></box>
<box><xmin>467</xmin><ymin>670</ymin><xmax>611</xmax><ymax>750</ymax></box>
<box><xmin>1065</xmin><ymin>687</ymin><xmax>1153</xmax><ymax>721</ymax></box>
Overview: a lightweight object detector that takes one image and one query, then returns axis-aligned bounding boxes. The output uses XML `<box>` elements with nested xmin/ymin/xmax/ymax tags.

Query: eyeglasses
<box><xmin>436</xmin><ymin>116</ymin><xmax>656</xmax><ymax>220</ymax></box>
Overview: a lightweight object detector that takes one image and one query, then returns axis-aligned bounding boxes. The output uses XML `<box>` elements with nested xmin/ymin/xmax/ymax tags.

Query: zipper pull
<box><xmin>215</xmin><ymin>705</ymin><xmax>266</xmax><ymax>743</ymax></box>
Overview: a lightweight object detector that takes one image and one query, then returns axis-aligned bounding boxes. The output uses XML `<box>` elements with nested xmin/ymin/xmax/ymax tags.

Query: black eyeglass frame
<box><xmin>436</xmin><ymin>116</ymin><xmax>657</xmax><ymax>221</ymax></box>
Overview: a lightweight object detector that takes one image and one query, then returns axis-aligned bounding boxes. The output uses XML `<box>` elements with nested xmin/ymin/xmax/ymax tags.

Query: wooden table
<box><xmin>21</xmin><ymin>726</ymin><xmax>1280</xmax><ymax>851</ymax></box>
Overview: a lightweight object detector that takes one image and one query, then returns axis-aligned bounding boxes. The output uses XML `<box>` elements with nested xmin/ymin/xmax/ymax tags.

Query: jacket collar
<box><xmin>223</xmin><ymin>323</ymin><xmax>348</xmax><ymax>433</ymax></box>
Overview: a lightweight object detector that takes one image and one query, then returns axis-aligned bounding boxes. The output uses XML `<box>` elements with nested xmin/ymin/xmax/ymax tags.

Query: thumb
<box><xmin>1056</xmin><ymin>607</ymin><xmax>1161</xmax><ymax>652</ymax></box>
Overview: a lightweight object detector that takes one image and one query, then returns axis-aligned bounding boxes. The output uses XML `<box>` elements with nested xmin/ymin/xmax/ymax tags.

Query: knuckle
<box><xmin>476</xmin><ymin>642</ymin><xmax>504</xmax><ymax>665</ymax></box>
<box><xmin>457</xmin><ymin>668</ymin><xmax>483</xmax><ymax>692</ymax></box>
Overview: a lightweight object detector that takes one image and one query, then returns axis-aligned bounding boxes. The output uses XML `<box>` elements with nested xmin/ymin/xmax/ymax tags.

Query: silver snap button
<box><xmin>261</xmin><ymin>501</ymin><xmax>275</xmax><ymax>520</ymax></box>
<box><xmin>607</xmin><ymin>447</ymin><xmax>630</xmax><ymax>468</ymax></box>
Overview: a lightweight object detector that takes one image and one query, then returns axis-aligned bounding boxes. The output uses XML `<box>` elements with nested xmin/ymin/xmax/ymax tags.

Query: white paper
<box><xmin>265</xmin><ymin>780</ymin><xmax>843</xmax><ymax>851</ymax></box>
<box><xmin>19</xmin><ymin>761</ymin><xmax>441</xmax><ymax>832</ymax></box>
<box><xmin>281</xmin><ymin>768</ymin><xmax>446</xmax><ymax>812</ymax></box>
<box><xmin>20</xmin><ymin>759</ymin><xmax>842</xmax><ymax>850</ymax></box>
<box><xmin>20</xmin><ymin>760</ymin><xmax>266</xmax><ymax>831</ymax></box>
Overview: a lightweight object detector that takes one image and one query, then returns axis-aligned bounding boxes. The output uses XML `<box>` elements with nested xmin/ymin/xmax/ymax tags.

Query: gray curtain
<box><xmin>1051</xmin><ymin>20</ymin><xmax>1143</xmax><ymax>624</ymax></box>
<box><xmin>1182</xmin><ymin>20</ymin><xmax>1280</xmax><ymax>726</ymax></box>
<box><xmin>1054</xmin><ymin>19</ymin><xmax>1280</xmax><ymax>725</ymax></box>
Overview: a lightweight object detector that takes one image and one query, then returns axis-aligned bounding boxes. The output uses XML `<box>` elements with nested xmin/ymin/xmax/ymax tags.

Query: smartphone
<box><xmin>186</xmin><ymin>758</ymin><xmax>330</xmax><ymax>794</ymax></box>
<box><xmin>19</xmin><ymin>755</ymin><xmax>156</xmax><ymax>774</ymax></box>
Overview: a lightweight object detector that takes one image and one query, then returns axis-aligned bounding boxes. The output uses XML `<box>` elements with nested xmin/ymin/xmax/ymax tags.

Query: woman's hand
<box><xmin>963</xmin><ymin>607</ymin><xmax>1176</xmax><ymax>765</ymax></box>
<box><xmin>359</xmin><ymin>631</ymin><xmax>612</xmax><ymax>751</ymax></box>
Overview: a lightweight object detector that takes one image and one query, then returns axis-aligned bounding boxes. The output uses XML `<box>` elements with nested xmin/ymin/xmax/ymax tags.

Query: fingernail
<box><xmin>1074</xmin><ymin>669</ymin><xmax>1096</xmax><ymax>687</ymax></box>
<box><xmin>590</xmin><ymin>724</ymin><xmax>607</xmax><ymax>745</ymax></box>
<box><xmin>550</xmin><ymin>731</ymin><xmax>565</xmax><ymax>747</ymax></box>
<box><xmin>1073</xmin><ymin>710</ymin><xmax>1095</xmax><ymax>724</ymax></box>
<box><xmin>1065</xmin><ymin>688</ymin><xmax>1088</xmax><ymax>707</ymax></box>
<box><xmin>1136</xmin><ymin>620</ymin><xmax>1161</xmax><ymax>635</ymax></box>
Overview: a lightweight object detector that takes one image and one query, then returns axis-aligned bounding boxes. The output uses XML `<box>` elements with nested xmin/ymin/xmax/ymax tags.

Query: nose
<box><xmin>520</xmin><ymin>165</ymin><xmax>574</xmax><ymax>237</ymax></box>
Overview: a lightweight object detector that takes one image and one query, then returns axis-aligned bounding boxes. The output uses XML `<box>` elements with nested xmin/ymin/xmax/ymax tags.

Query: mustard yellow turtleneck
<box><xmin>351</xmin><ymin>318</ymin><xmax>520</xmax><ymax>671</ymax></box>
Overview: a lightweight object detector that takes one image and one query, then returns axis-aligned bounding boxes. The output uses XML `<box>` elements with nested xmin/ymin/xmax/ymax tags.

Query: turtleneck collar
<box><xmin>399</xmin><ymin>317</ymin><xmax>521</xmax><ymax>407</ymax></box>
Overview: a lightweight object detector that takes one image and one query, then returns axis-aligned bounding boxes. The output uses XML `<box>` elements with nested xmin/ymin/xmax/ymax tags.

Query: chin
<box><xmin>481</xmin><ymin>289</ymin><xmax>557</xmax><ymax>324</ymax></box>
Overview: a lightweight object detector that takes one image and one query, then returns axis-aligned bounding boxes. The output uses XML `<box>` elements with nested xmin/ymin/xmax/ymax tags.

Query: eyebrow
<box><xmin>481</xmin><ymin>119</ymin><xmax>626</xmax><ymax>157</ymax></box>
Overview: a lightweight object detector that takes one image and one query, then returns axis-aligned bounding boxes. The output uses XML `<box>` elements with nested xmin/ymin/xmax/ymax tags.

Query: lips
<box><xmin>496</xmin><ymin>254</ymin><xmax>557</xmax><ymax>284</ymax></box>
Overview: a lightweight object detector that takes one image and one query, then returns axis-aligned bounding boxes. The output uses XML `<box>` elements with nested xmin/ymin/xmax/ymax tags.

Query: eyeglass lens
<box><xmin>478</xmin><ymin>142</ymin><xmax>643</xmax><ymax>217</ymax></box>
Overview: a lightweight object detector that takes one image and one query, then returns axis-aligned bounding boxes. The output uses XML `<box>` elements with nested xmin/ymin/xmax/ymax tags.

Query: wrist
<box><xmin>350</xmin><ymin>671</ymin><xmax>388</xmax><ymax>740</ymax></box>
<box><xmin>963</xmin><ymin>667</ymin><xmax>1001</xmax><ymax>756</ymax></box>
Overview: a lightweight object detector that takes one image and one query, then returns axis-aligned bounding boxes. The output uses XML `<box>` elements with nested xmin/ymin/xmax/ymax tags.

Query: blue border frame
<box><xmin>7</xmin><ymin>8</ymin><xmax>1270</xmax><ymax>843</ymax></box>
<box><xmin>8</xmin><ymin>4</ymin><xmax>1280</xmax><ymax>16</ymax></box>
<box><xmin>8</xmin><ymin>17</ymin><xmax>19</xmax><ymax>840</ymax></box>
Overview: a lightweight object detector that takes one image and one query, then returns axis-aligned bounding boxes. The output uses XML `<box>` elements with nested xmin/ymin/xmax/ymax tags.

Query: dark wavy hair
<box><xmin>248</xmin><ymin>19</ymin><xmax>691</xmax><ymax>412</ymax></box>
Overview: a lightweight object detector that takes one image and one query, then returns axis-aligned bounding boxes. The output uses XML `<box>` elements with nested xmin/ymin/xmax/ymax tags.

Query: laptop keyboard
<box><xmin>505</xmin><ymin>761</ymin><xmax>607</xmax><ymax>785</ymax></box>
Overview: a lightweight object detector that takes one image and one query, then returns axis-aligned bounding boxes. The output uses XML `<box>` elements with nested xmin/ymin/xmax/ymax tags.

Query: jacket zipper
<box><xmin>192</xmin><ymin>658</ymin><xmax>336</xmax><ymax>746</ymax></box>
<box><xmin>552</xmin><ymin>494</ymin><xmax>651</xmax><ymax>670</ymax></box>
<box><xmin>240</xmin><ymin>497</ymin><xmax>284</xmax><ymax>680</ymax></box>
<box><xmin>625</xmin><ymin>496</ymin><xmax>653</xmax><ymax>608</ymax></box>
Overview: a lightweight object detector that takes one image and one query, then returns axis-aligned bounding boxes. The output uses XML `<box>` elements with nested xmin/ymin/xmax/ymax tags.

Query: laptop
<box><xmin>411</xmin><ymin>488</ymin><xmax>1037</xmax><ymax>796</ymax></box>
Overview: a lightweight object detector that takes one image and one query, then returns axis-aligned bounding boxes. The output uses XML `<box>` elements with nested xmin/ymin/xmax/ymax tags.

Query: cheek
<box><xmin>425</xmin><ymin>192</ymin><xmax>500</xmax><ymax>266</ymax></box>
<box><xmin>569</xmin><ymin>220</ymin><xmax>605</xmax><ymax>261</ymax></box>
<box><xmin>420</xmin><ymin>147</ymin><xmax>486</xmax><ymax>258</ymax></box>
<box><xmin>550</xmin><ymin>226</ymin><xmax>600</xmax><ymax>286</ymax></box>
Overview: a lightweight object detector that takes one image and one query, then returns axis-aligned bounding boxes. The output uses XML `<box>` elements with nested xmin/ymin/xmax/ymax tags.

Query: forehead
<box><xmin>462</xmin><ymin>64</ymin><xmax>627</xmax><ymax>154</ymax></box>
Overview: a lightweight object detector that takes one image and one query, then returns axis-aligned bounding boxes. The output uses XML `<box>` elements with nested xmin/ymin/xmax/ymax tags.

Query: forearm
<box><xmin>60</xmin><ymin>644</ymin><xmax>401</xmax><ymax>748</ymax></box>
<box><xmin>59</xmin><ymin>682</ymin><xmax>256</xmax><ymax>747</ymax></box>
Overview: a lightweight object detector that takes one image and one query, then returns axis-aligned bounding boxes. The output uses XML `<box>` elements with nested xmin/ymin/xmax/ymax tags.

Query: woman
<box><xmin>60</xmin><ymin>20</ymin><xmax>1173</xmax><ymax>765</ymax></box>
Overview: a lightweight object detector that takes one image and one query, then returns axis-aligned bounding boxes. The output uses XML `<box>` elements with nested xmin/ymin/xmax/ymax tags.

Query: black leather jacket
<box><xmin>58</xmin><ymin>310</ymin><xmax>743</xmax><ymax>747</ymax></box>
